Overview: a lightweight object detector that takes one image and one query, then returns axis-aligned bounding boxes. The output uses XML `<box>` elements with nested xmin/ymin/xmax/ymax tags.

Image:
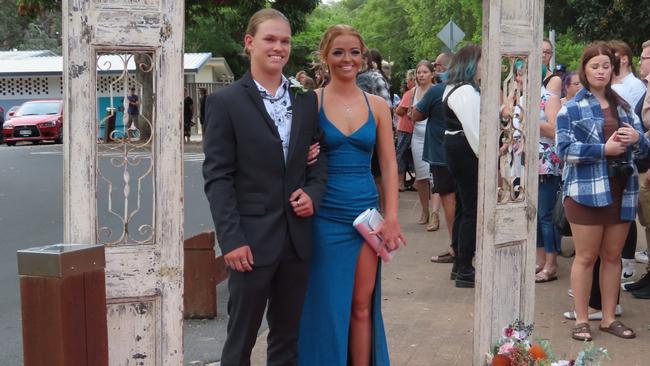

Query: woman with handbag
<box><xmin>556</xmin><ymin>41</ymin><xmax>648</xmax><ymax>341</ymax></box>
<box><xmin>298</xmin><ymin>24</ymin><xmax>405</xmax><ymax>365</ymax></box>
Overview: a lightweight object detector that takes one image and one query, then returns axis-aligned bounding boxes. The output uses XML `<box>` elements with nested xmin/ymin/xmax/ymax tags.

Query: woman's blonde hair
<box><xmin>405</xmin><ymin>69</ymin><xmax>416</xmax><ymax>81</ymax></box>
<box><xmin>244</xmin><ymin>8</ymin><xmax>290</xmax><ymax>56</ymax></box>
<box><xmin>316</xmin><ymin>24</ymin><xmax>366</xmax><ymax>75</ymax></box>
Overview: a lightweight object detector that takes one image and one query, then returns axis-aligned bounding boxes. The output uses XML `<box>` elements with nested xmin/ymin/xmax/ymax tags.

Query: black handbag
<box><xmin>553</xmin><ymin>188</ymin><xmax>572</xmax><ymax>236</ymax></box>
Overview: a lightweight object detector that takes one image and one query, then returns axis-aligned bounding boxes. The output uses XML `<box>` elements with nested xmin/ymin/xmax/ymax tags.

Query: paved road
<box><xmin>0</xmin><ymin>141</ymin><xmax>215</xmax><ymax>365</ymax></box>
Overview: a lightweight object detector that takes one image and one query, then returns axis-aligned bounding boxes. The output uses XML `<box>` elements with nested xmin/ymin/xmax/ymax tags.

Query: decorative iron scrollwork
<box><xmin>497</xmin><ymin>56</ymin><xmax>527</xmax><ymax>203</ymax></box>
<box><xmin>96</xmin><ymin>51</ymin><xmax>155</xmax><ymax>245</ymax></box>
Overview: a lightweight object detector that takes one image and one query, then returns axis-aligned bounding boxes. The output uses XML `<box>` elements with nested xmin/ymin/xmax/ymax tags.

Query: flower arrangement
<box><xmin>486</xmin><ymin>320</ymin><xmax>609</xmax><ymax>366</ymax></box>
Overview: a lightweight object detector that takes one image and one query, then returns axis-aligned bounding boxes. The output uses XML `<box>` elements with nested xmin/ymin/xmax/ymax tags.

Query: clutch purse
<box><xmin>353</xmin><ymin>208</ymin><xmax>396</xmax><ymax>262</ymax></box>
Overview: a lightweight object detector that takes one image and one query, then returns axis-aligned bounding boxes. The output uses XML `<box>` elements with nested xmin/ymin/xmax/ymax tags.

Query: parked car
<box><xmin>6</xmin><ymin>105</ymin><xmax>19</xmax><ymax>120</ymax></box>
<box><xmin>2</xmin><ymin>100</ymin><xmax>63</xmax><ymax>146</ymax></box>
<box><xmin>0</xmin><ymin>106</ymin><xmax>4</xmax><ymax>143</ymax></box>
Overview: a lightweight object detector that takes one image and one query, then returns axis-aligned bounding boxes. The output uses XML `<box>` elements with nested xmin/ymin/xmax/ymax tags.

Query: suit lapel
<box><xmin>287</xmin><ymin>89</ymin><xmax>302</xmax><ymax>165</ymax></box>
<box><xmin>241</xmin><ymin>72</ymin><xmax>281</xmax><ymax>139</ymax></box>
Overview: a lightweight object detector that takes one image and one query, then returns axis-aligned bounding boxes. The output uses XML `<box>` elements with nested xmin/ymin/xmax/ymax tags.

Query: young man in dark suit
<box><xmin>202</xmin><ymin>9</ymin><xmax>327</xmax><ymax>366</ymax></box>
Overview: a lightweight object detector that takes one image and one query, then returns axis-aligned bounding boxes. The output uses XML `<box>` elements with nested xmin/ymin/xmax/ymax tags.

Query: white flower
<box><xmin>551</xmin><ymin>361</ymin><xmax>571</xmax><ymax>366</ymax></box>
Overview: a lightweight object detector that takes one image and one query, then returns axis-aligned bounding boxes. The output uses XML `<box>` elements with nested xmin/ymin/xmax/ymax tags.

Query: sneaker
<box><xmin>621</xmin><ymin>259</ymin><xmax>635</xmax><ymax>281</ymax></box>
<box><xmin>563</xmin><ymin>304</ymin><xmax>623</xmax><ymax>320</ymax></box>
<box><xmin>635</xmin><ymin>249</ymin><xmax>649</xmax><ymax>264</ymax></box>
<box><xmin>622</xmin><ymin>272</ymin><xmax>650</xmax><ymax>292</ymax></box>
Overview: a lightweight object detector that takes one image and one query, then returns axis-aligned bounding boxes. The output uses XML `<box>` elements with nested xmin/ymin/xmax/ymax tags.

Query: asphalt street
<box><xmin>0</xmin><ymin>141</ymin><xmax>216</xmax><ymax>365</ymax></box>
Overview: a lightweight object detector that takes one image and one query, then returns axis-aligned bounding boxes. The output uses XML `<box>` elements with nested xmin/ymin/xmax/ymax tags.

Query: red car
<box><xmin>2</xmin><ymin>100</ymin><xmax>63</xmax><ymax>146</ymax></box>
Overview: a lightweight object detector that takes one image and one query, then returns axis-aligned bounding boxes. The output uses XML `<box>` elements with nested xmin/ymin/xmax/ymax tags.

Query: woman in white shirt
<box><xmin>442</xmin><ymin>44</ymin><xmax>482</xmax><ymax>288</ymax></box>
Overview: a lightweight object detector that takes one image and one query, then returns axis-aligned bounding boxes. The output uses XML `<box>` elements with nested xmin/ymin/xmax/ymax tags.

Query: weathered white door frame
<box><xmin>475</xmin><ymin>1</ymin><xmax>544</xmax><ymax>364</ymax></box>
<box><xmin>63</xmin><ymin>1</ymin><xmax>184</xmax><ymax>364</ymax></box>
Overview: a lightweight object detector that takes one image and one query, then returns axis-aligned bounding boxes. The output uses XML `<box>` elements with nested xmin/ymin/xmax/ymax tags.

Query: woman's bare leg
<box><xmin>439</xmin><ymin>192</ymin><xmax>456</xmax><ymax>239</ymax></box>
<box><xmin>569</xmin><ymin>223</ymin><xmax>602</xmax><ymax>329</ymax></box>
<box><xmin>600</xmin><ymin>222</ymin><xmax>631</xmax><ymax>330</ymax></box>
<box><xmin>349</xmin><ymin>243</ymin><xmax>379</xmax><ymax>366</ymax></box>
<box><xmin>415</xmin><ymin>179</ymin><xmax>430</xmax><ymax>224</ymax></box>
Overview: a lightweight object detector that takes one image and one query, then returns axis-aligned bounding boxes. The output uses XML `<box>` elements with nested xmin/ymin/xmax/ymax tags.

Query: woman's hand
<box><xmin>307</xmin><ymin>142</ymin><xmax>320</xmax><ymax>165</ymax></box>
<box><xmin>604</xmin><ymin>132</ymin><xmax>626</xmax><ymax>156</ymax></box>
<box><xmin>616</xmin><ymin>123</ymin><xmax>640</xmax><ymax>146</ymax></box>
<box><xmin>372</xmin><ymin>217</ymin><xmax>406</xmax><ymax>252</ymax></box>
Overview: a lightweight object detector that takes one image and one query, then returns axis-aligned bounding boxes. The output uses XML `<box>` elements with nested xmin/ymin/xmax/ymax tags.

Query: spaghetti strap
<box><xmin>319</xmin><ymin>88</ymin><xmax>325</xmax><ymax>111</ymax></box>
<box><xmin>361</xmin><ymin>91</ymin><xmax>371</xmax><ymax>111</ymax></box>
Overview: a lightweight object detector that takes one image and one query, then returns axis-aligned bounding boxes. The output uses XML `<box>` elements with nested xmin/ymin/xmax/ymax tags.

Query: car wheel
<box><xmin>6</xmin><ymin>141</ymin><xmax>15</xmax><ymax>146</ymax></box>
<box><xmin>55</xmin><ymin>126</ymin><xmax>63</xmax><ymax>144</ymax></box>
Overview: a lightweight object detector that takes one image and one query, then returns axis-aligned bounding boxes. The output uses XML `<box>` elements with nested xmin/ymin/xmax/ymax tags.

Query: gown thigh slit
<box><xmin>298</xmin><ymin>90</ymin><xmax>390</xmax><ymax>366</ymax></box>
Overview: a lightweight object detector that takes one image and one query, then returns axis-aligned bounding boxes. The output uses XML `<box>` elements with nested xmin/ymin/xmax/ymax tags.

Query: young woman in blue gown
<box><xmin>298</xmin><ymin>24</ymin><xmax>406</xmax><ymax>365</ymax></box>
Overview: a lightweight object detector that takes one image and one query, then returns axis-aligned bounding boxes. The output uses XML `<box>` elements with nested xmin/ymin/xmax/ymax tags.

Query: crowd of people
<box><xmin>201</xmin><ymin>7</ymin><xmax>650</xmax><ymax>366</ymax></box>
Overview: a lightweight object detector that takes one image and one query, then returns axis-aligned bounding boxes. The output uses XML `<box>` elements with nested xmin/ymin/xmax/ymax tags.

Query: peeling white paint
<box><xmin>63</xmin><ymin>0</ymin><xmax>184</xmax><ymax>365</ymax></box>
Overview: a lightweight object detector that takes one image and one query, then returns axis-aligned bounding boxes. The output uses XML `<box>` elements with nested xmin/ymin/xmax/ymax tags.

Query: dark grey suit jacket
<box><xmin>202</xmin><ymin>72</ymin><xmax>328</xmax><ymax>266</ymax></box>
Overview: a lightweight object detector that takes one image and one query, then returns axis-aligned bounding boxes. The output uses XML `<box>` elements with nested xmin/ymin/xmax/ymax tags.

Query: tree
<box><xmin>288</xmin><ymin>2</ymin><xmax>353</xmax><ymax>77</ymax></box>
<box><xmin>185</xmin><ymin>0</ymin><xmax>320</xmax><ymax>77</ymax></box>
<box><xmin>398</xmin><ymin>0</ymin><xmax>482</xmax><ymax>59</ymax></box>
<box><xmin>1</xmin><ymin>0</ymin><xmax>30</xmax><ymax>49</ymax></box>
<box><xmin>545</xmin><ymin>0</ymin><xmax>650</xmax><ymax>52</ymax></box>
<box><xmin>17</xmin><ymin>0</ymin><xmax>320</xmax><ymax>77</ymax></box>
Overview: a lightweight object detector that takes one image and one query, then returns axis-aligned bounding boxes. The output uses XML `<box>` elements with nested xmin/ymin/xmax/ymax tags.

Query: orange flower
<box><xmin>529</xmin><ymin>344</ymin><xmax>547</xmax><ymax>360</ymax></box>
<box><xmin>492</xmin><ymin>354</ymin><xmax>511</xmax><ymax>366</ymax></box>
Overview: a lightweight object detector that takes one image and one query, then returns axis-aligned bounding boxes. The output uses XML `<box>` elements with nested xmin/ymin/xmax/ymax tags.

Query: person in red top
<box><xmin>394</xmin><ymin>69</ymin><xmax>416</xmax><ymax>191</ymax></box>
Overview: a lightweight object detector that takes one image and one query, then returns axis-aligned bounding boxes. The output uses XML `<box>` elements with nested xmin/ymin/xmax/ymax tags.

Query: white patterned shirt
<box><xmin>254</xmin><ymin>76</ymin><xmax>292</xmax><ymax>162</ymax></box>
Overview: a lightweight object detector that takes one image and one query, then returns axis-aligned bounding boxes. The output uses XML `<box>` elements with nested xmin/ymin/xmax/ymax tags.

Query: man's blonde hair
<box><xmin>244</xmin><ymin>9</ymin><xmax>290</xmax><ymax>56</ymax></box>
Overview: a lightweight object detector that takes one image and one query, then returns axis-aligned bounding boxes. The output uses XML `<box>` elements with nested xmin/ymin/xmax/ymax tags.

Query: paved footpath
<box><xmin>187</xmin><ymin>190</ymin><xmax>649</xmax><ymax>365</ymax></box>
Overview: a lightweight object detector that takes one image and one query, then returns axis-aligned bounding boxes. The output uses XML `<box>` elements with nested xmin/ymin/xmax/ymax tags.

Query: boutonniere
<box><xmin>289</xmin><ymin>77</ymin><xmax>309</xmax><ymax>95</ymax></box>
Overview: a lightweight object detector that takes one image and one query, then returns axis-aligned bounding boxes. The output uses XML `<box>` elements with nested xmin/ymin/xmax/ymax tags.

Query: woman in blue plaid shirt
<box><xmin>556</xmin><ymin>42</ymin><xmax>649</xmax><ymax>341</ymax></box>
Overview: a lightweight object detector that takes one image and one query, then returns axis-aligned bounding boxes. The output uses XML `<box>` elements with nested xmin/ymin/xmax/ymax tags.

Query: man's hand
<box><xmin>290</xmin><ymin>189</ymin><xmax>314</xmax><ymax>217</ymax></box>
<box><xmin>224</xmin><ymin>245</ymin><xmax>254</xmax><ymax>272</ymax></box>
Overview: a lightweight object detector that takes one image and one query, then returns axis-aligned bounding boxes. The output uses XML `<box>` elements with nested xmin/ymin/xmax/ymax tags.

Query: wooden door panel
<box><xmin>475</xmin><ymin>1</ymin><xmax>544</xmax><ymax>364</ymax></box>
<box><xmin>64</xmin><ymin>1</ymin><xmax>184</xmax><ymax>365</ymax></box>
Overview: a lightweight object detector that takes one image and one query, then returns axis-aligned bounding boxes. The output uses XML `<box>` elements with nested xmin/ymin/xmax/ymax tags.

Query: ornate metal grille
<box><xmin>497</xmin><ymin>56</ymin><xmax>527</xmax><ymax>203</ymax></box>
<box><xmin>96</xmin><ymin>51</ymin><xmax>155</xmax><ymax>245</ymax></box>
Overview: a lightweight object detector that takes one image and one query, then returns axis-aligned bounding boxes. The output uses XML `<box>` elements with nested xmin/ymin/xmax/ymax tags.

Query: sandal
<box><xmin>599</xmin><ymin>320</ymin><xmax>636</xmax><ymax>339</ymax></box>
<box><xmin>535</xmin><ymin>264</ymin><xmax>544</xmax><ymax>274</ymax></box>
<box><xmin>431</xmin><ymin>251</ymin><xmax>454</xmax><ymax>263</ymax></box>
<box><xmin>535</xmin><ymin>269</ymin><xmax>558</xmax><ymax>283</ymax></box>
<box><xmin>571</xmin><ymin>322</ymin><xmax>593</xmax><ymax>341</ymax></box>
<box><xmin>417</xmin><ymin>209</ymin><xmax>429</xmax><ymax>225</ymax></box>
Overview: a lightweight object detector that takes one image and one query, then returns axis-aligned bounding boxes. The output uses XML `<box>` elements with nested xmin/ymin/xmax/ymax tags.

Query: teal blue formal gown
<box><xmin>298</xmin><ymin>90</ymin><xmax>390</xmax><ymax>365</ymax></box>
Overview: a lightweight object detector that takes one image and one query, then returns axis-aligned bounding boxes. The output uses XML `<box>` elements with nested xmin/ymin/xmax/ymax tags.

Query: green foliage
<box><xmin>545</xmin><ymin>0</ymin><xmax>650</xmax><ymax>52</ymax></box>
<box><xmin>398</xmin><ymin>0</ymin><xmax>482</xmax><ymax>58</ymax></box>
<box><xmin>185</xmin><ymin>4</ymin><xmax>252</xmax><ymax>77</ymax></box>
<box><xmin>2</xmin><ymin>0</ymin><xmax>60</xmax><ymax>52</ymax></box>
<box><xmin>288</xmin><ymin>3</ymin><xmax>353</xmax><ymax>77</ymax></box>
<box><xmin>1</xmin><ymin>0</ymin><xmax>30</xmax><ymax>49</ymax></box>
<box><xmin>554</xmin><ymin>31</ymin><xmax>585</xmax><ymax>72</ymax></box>
<box><xmin>352</xmin><ymin>0</ymin><xmax>412</xmax><ymax>83</ymax></box>
<box><xmin>185</xmin><ymin>0</ymin><xmax>319</xmax><ymax>77</ymax></box>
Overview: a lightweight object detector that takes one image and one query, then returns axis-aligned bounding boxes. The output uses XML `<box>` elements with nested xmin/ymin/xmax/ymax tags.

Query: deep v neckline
<box><xmin>323</xmin><ymin>115</ymin><xmax>371</xmax><ymax>138</ymax></box>
<box><xmin>320</xmin><ymin>88</ymin><xmax>373</xmax><ymax>138</ymax></box>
